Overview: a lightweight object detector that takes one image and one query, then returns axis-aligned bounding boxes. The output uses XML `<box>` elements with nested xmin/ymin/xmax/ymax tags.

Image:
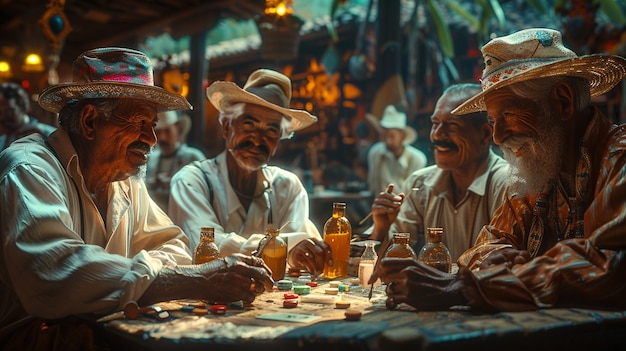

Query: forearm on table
<box><xmin>137</xmin><ymin>259</ymin><xmax>228</xmax><ymax>306</ymax></box>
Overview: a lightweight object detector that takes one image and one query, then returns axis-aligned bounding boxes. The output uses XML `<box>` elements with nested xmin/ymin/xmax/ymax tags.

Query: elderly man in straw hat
<box><xmin>169</xmin><ymin>69</ymin><xmax>333</xmax><ymax>276</ymax></box>
<box><xmin>146</xmin><ymin>110</ymin><xmax>205</xmax><ymax>211</ymax></box>
<box><xmin>0</xmin><ymin>47</ymin><xmax>273</xmax><ymax>349</ymax></box>
<box><xmin>367</xmin><ymin>104</ymin><xmax>427</xmax><ymax>195</ymax></box>
<box><xmin>370</xmin><ymin>28</ymin><xmax>626</xmax><ymax>312</ymax></box>
<box><xmin>368</xmin><ymin>84</ymin><xmax>509</xmax><ymax>261</ymax></box>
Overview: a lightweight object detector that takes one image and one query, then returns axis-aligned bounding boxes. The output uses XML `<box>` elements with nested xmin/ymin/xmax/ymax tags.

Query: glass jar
<box><xmin>358</xmin><ymin>242</ymin><xmax>378</xmax><ymax>287</ymax></box>
<box><xmin>259</xmin><ymin>225</ymin><xmax>288</xmax><ymax>281</ymax></box>
<box><xmin>323</xmin><ymin>202</ymin><xmax>352</xmax><ymax>279</ymax></box>
<box><xmin>383</xmin><ymin>232</ymin><xmax>417</xmax><ymax>259</ymax></box>
<box><xmin>417</xmin><ymin>227</ymin><xmax>452</xmax><ymax>273</ymax></box>
<box><xmin>194</xmin><ymin>227</ymin><xmax>221</xmax><ymax>264</ymax></box>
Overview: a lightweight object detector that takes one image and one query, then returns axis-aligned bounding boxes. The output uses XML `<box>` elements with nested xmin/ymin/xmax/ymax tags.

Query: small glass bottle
<box><xmin>259</xmin><ymin>225</ymin><xmax>288</xmax><ymax>281</ymax></box>
<box><xmin>358</xmin><ymin>242</ymin><xmax>378</xmax><ymax>287</ymax></box>
<box><xmin>383</xmin><ymin>232</ymin><xmax>417</xmax><ymax>259</ymax></box>
<box><xmin>417</xmin><ymin>227</ymin><xmax>452</xmax><ymax>273</ymax></box>
<box><xmin>382</xmin><ymin>232</ymin><xmax>417</xmax><ymax>310</ymax></box>
<box><xmin>194</xmin><ymin>227</ymin><xmax>221</xmax><ymax>264</ymax></box>
<box><xmin>323</xmin><ymin>202</ymin><xmax>352</xmax><ymax>279</ymax></box>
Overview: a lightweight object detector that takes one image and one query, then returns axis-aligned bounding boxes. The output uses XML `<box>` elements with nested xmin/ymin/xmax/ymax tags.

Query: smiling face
<box><xmin>430</xmin><ymin>92</ymin><xmax>492</xmax><ymax>172</ymax></box>
<box><xmin>92</xmin><ymin>99</ymin><xmax>158</xmax><ymax>181</ymax></box>
<box><xmin>223</xmin><ymin>103</ymin><xmax>283</xmax><ymax>172</ymax></box>
<box><xmin>484</xmin><ymin>87</ymin><xmax>564</xmax><ymax>194</ymax></box>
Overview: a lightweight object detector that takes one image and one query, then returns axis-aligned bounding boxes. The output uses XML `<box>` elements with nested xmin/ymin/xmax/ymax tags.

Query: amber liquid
<box><xmin>194</xmin><ymin>252</ymin><xmax>220</xmax><ymax>264</ymax></box>
<box><xmin>262</xmin><ymin>246</ymin><xmax>287</xmax><ymax>281</ymax></box>
<box><xmin>323</xmin><ymin>232</ymin><xmax>351</xmax><ymax>279</ymax></box>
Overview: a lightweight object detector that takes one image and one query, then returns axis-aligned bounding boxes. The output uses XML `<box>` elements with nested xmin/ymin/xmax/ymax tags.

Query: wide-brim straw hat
<box><xmin>453</xmin><ymin>28</ymin><xmax>626</xmax><ymax>115</ymax></box>
<box><xmin>367</xmin><ymin>104</ymin><xmax>417</xmax><ymax>145</ymax></box>
<box><xmin>39</xmin><ymin>47</ymin><xmax>191</xmax><ymax>113</ymax></box>
<box><xmin>206</xmin><ymin>69</ymin><xmax>317</xmax><ymax>138</ymax></box>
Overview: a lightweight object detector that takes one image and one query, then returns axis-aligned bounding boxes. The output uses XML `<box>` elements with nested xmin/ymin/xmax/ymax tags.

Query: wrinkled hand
<box><xmin>371</xmin><ymin>184</ymin><xmax>405</xmax><ymax>234</ymax></box>
<box><xmin>200</xmin><ymin>253</ymin><xmax>274</xmax><ymax>303</ymax></box>
<box><xmin>288</xmin><ymin>238</ymin><xmax>332</xmax><ymax>276</ymax></box>
<box><xmin>479</xmin><ymin>248</ymin><xmax>530</xmax><ymax>270</ymax></box>
<box><xmin>368</xmin><ymin>257</ymin><xmax>466</xmax><ymax>311</ymax></box>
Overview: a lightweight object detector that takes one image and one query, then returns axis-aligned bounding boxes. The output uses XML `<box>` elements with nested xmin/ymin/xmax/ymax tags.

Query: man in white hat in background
<box><xmin>0</xmin><ymin>47</ymin><xmax>273</xmax><ymax>350</ymax></box>
<box><xmin>366</xmin><ymin>104</ymin><xmax>427</xmax><ymax>195</ymax></box>
<box><xmin>146</xmin><ymin>110</ymin><xmax>205</xmax><ymax>211</ymax></box>
<box><xmin>368</xmin><ymin>84</ymin><xmax>509</xmax><ymax>261</ymax></box>
<box><xmin>370</xmin><ymin>28</ymin><xmax>626</xmax><ymax>312</ymax></box>
<box><xmin>169</xmin><ymin>69</ymin><xmax>333</xmax><ymax>276</ymax></box>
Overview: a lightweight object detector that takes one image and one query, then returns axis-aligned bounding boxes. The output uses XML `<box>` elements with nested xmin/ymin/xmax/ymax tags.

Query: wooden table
<box><xmin>93</xmin><ymin>277</ymin><xmax>626</xmax><ymax>351</ymax></box>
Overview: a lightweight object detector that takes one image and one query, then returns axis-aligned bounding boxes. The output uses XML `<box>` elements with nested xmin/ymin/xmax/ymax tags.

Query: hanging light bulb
<box><xmin>256</xmin><ymin>0</ymin><xmax>302</xmax><ymax>61</ymax></box>
<box><xmin>0</xmin><ymin>60</ymin><xmax>12</xmax><ymax>79</ymax></box>
<box><xmin>22</xmin><ymin>53</ymin><xmax>45</xmax><ymax>72</ymax></box>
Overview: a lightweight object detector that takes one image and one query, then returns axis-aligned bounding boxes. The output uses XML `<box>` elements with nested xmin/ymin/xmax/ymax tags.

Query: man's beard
<box><xmin>130</xmin><ymin>164</ymin><xmax>148</xmax><ymax>181</ymax></box>
<box><xmin>500</xmin><ymin>110</ymin><xmax>564</xmax><ymax>196</ymax></box>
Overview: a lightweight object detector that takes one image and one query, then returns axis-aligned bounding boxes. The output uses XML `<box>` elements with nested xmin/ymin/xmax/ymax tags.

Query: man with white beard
<box><xmin>368</xmin><ymin>28</ymin><xmax>626</xmax><ymax>312</ymax></box>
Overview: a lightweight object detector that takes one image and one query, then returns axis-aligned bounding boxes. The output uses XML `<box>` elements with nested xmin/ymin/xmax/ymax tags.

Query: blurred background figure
<box><xmin>146</xmin><ymin>110</ymin><xmax>205</xmax><ymax>211</ymax></box>
<box><xmin>0</xmin><ymin>82</ymin><xmax>55</xmax><ymax>151</ymax></box>
<box><xmin>367</xmin><ymin>104</ymin><xmax>427</xmax><ymax>194</ymax></box>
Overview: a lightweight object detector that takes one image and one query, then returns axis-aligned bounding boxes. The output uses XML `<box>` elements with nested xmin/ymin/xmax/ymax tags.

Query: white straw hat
<box><xmin>453</xmin><ymin>28</ymin><xmax>626</xmax><ymax>115</ymax></box>
<box><xmin>206</xmin><ymin>69</ymin><xmax>317</xmax><ymax>137</ymax></box>
<box><xmin>378</xmin><ymin>105</ymin><xmax>417</xmax><ymax>144</ymax></box>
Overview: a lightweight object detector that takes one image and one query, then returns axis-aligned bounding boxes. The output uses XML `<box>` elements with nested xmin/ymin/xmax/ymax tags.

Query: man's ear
<box><xmin>551</xmin><ymin>82</ymin><xmax>575</xmax><ymax>121</ymax></box>
<box><xmin>221</xmin><ymin>118</ymin><xmax>231</xmax><ymax>140</ymax></box>
<box><xmin>481</xmin><ymin>122</ymin><xmax>494</xmax><ymax>147</ymax></box>
<box><xmin>79</xmin><ymin>104</ymin><xmax>99</xmax><ymax>140</ymax></box>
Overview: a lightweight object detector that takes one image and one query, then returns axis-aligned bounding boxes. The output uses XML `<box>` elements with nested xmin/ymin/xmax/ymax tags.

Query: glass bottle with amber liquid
<box><xmin>383</xmin><ymin>232</ymin><xmax>417</xmax><ymax>259</ymax></box>
<box><xmin>259</xmin><ymin>225</ymin><xmax>288</xmax><ymax>281</ymax></box>
<box><xmin>382</xmin><ymin>232</ymin><xmax>417</xmax><ymax>310</ymax></box>
<box><xmin>323</xmin><ymin>202</ymin><xmax>352</xmax><ymax>279</ymax></box>
<box><xmin>417</xmin><ymin>227</ymin><xmax>451</xmax><ymax>273</ymax></box>
<box><xmin>194</xmin><ymin>227</ymin><xmax>221</xmax><ymax>264</ymax></box>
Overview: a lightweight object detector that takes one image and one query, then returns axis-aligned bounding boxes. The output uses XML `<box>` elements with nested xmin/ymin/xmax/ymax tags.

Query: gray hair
<box><xmin>443</xmin><ymin>83</ymin><xmax>488</xmax><ymax>127</ymax></box>
<box><xmin>218</xmin><ymin>102</ymin><xmax>293</xmax><ymax>139</ymax></box>
<box><xmin>508</xmin><ymin>76</ymin><xmax>591</xmax><ymax>113</ymax></box>
<box><xmin>58</xmin><ymin>99</ymin><xmax>120</xmax><ymax>134</ymax></box>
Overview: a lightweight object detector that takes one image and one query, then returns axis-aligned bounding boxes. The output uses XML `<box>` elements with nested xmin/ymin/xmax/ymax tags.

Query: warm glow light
<box><xmin>0</xmin><ymin>61</ymin><xmax>10</xmax><ymax>73</ymax></box>
<box><xmin>264</xmin><ymin>0</ymin><xmax>293</xmax><ymax>16</ymax></box>
<box><xmin>22</xmin><ymin>53</ymin><xmax>45</xmax><ymax>72</ymax></box>
<box><xmin>25</xmin><ymin>54</ymin><xmax>42</xmax><ymax>66</ymax></box>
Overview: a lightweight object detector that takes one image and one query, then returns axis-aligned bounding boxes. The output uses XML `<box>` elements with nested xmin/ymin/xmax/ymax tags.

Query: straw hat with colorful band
<box><xmin>206</xmin><ymin>69</ymin><xmax>318</xmax><ymax>138</ymax></box>
<box><xmin>453</xmin><ymin>28</ymin><xmax>626</xmax><ymax>115</ymax></box>
<box><xmin>39</xmin><ymin>47</ymin><xmax>191</xmax><ymax>113</ymax></box>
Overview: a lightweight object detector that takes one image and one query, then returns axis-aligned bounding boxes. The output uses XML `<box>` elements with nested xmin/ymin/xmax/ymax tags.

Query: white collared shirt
<box><xmin>0</xmin><ymin>130</ymin><xmax>191</xmax><ymax>328</ymax></box>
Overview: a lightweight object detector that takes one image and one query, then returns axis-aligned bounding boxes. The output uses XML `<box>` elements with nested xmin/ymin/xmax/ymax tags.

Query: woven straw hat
<box><xmin>378</xmin><ymin>105</ymin><xmax>417</xmax><ymax>145</ymax></box>
<box><xmin>206</xmin><ymin>69</ymin><xmax>317</xmax><ymax>138</ymax></box>
<box><xmin>39</xmin><ymin>47</ymin><xmax>191</xmax><ymax>113</ymax></box>
<box><xmin>453</xmin><ymin>28</ymin><xmax>626</xmax><ymax>115</ymax></box>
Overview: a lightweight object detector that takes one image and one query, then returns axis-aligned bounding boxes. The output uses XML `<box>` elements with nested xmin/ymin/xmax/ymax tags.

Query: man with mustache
<box><xmin>169</xmin><ymin>69</ymin><xmax>333</xmax><ymax>276</ymax></box>
<box><xmin>0</xmin><ymin>48</ymin><xmax>273</xmax><ymax>350</ymax></box>
<box><xmin>369</xmin><ymin>28</ymin><xmax>626</xmax><ymax>312</ymax></box>
<box><xmin>368</xmin><ymin>84</ymin><xmax>509</xmax><ymax>260</ymax></box>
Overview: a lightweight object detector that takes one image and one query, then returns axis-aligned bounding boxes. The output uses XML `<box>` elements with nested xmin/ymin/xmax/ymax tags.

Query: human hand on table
<box><xmin>288</xmin><ymin>238</ymin><xmax>332</xmax><ymax>276</ymax></box>
<box><xmin>479</xmin><ymin>248</ymin><xmax>530</xmax><ymax>270</ymax></box>
<box><xmin>368</xmin><ymin>257</ymin><xmax>466</xmax><ymax>311</ymax></box>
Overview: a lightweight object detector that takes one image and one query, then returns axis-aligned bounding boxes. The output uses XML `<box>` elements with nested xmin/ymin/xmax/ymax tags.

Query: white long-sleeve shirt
<box><xmin>0</xmin><ymin>130</ymin><xmax>191</xmax><ymax>328</ymax></box>
<box><xmin>169</xmin><ymin>151</ymin><xmax>321</xmax><ymax>256</ymax></box>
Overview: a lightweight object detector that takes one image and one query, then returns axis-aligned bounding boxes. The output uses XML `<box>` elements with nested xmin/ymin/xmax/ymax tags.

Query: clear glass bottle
<box><xmin>383</xmin><ymin>232</ymin><xmax>417</xmax><ymax>259</ymax></box>
<box><xmin>323</xmin><ymin>202</ymin><xmax>352</xmax><ymax>279</ymax></box>
<box><xmin>417</xmin><ymin>227</ymin><xmax>452</xmax><ymax>273</ymax></box>
<box><xmin>358</xmin><ymin>242</ymin><xmax>378</xmax><ymax>287</ymax></box>
<box><xmin>259</xmin><ymin>225</ymin><xmax>288</xmax><ymax>281</ymax></box>
<box><xmin>194</xmin><ymin>227</ymin><xmax>221</xmax><ymax>264</ymax></box>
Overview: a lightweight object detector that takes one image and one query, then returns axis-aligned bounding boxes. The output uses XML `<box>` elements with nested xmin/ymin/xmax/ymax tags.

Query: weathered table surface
<box><xmin>93</xmin><ymin>276</ymin><xmax>626</xmax><ymax>351</ymax></box>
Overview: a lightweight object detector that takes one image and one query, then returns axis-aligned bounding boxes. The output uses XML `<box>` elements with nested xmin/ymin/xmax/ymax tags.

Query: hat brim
<box><xmin>38</xmin><ymin>81</ymin><xmax>192</xmax><ymax>113</ymax></box>
<box><xmin>206</xmin><ymin>81</ymin><xmax>318</xmax><ymax>134</ymax></box>
<box><xmin>453</xmin><ymin>54</ymin><xmax>626</xmax><ymax>115</ymax></box>
<box><xmin>365</xmin><ymin>112</ymin><xmax>417</xmax><ymax>144</ymax></box>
